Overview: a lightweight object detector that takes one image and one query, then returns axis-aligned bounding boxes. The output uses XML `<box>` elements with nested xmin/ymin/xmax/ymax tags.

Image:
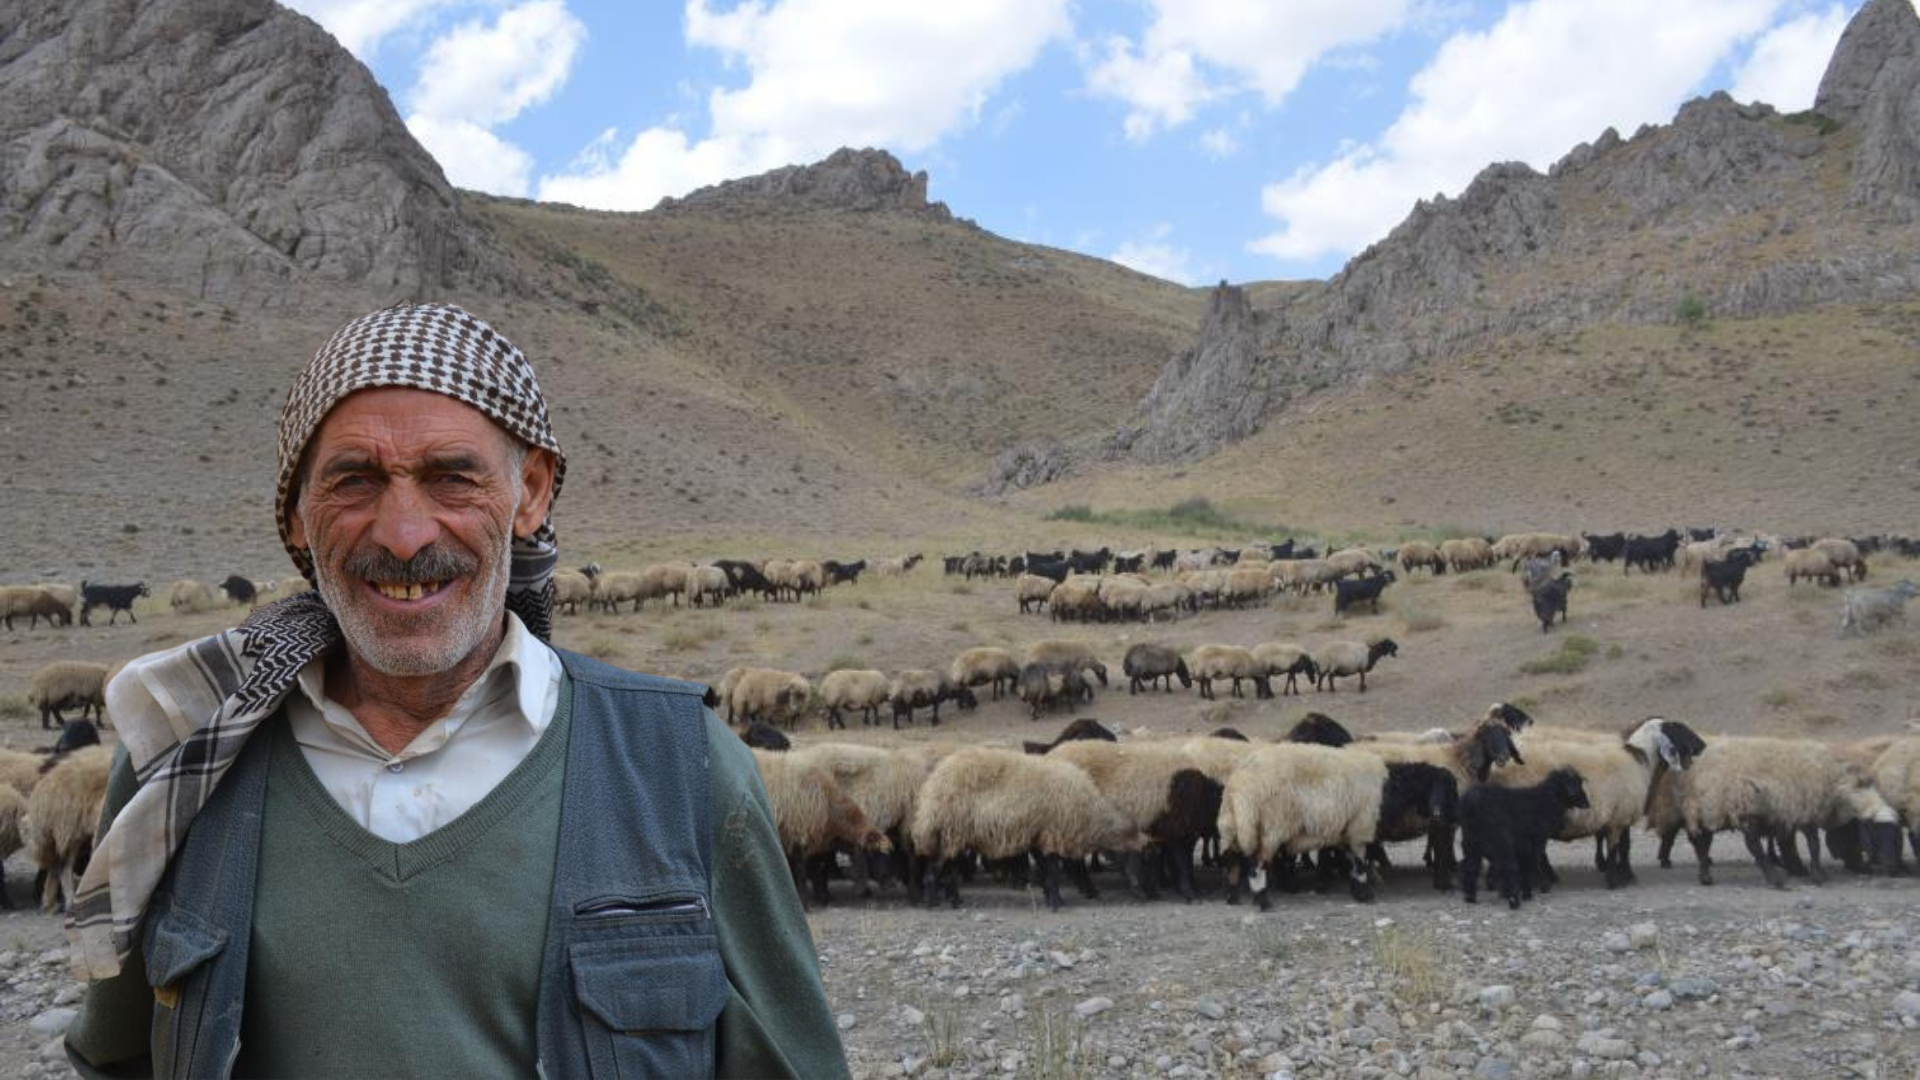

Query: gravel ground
<box><xmin>1</xmin><ymin>846</ymin><xmax>1917</xmax><ymax>1078</ymax></box>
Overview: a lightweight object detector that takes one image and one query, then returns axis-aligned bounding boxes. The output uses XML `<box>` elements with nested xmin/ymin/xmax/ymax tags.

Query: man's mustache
<box><xmin>341</xmin><ymin>544</ymin><xmax>478</xmax><ymax>585</ymax></box>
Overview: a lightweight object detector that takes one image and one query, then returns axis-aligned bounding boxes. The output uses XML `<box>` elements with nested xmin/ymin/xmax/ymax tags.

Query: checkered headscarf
<box><xmin>66</xmin><ymin>303</ymin><xmax>568</xmax><ymax>979</ymax></box>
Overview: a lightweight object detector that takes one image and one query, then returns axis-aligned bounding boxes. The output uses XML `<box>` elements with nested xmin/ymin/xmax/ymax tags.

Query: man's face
<box><xmin>287</xmin><ymin>388</ymin><xmax>553</xmax><ymax>677</ymax></box>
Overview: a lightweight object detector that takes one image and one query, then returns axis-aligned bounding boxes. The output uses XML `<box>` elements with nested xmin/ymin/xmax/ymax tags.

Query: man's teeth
<box><xmin>374</xmin><ymin>581</ymin><xmax>441</xmax><ymax>601</ymax></box>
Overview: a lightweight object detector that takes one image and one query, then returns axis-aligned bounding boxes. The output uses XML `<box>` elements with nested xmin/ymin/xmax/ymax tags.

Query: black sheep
<box><xmin>1122</xmin><ymin>644</ymin><xmax>1191</xmax><ymax>694</ymax></box>
<box><xmin>1333</xmin><ymin>570</ymin><xmax>1396</xmax><ymax>615</ymax></box>
<box><xmin>1020</xmin><ymin>717</ymin><xmax>1119</xmax><ymax>755</ymax></box>
<box><xmin>1377</xmin><ymin>762</ymin><xmax>1462</xmax><ymax>891</ymax></box>
<box><xmin>1529</xmin><ymin>572</ymin><xmax>1572</xmax><ymax>632</ymax></box>
<box><xmin>1284</xmin><ymin>712</ymin><xmax>1353</xmax><ymax>747</ymax></box>
<box><xmin>740</xmin><ymin>722</ymin><xmax>791</xmax><ymax>751</ymax></box>
<box><xmin>1459</xmin><ymin>767</ymin><xmax>1591</xmax><ymax>909</ymax></box>
<box><xmin>1698</xmin><ymin>549</ymin><xmax>1760</xmax><ymax>607</ymax></box>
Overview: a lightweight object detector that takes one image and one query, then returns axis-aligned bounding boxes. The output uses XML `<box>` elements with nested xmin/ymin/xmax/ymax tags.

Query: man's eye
<box><xmin>434</xmin><ymin>474</ymin><xmax>478</xmax><ymax>488</ymax></box>
<box><xmin>335</xmin><ymin>476</ymin><xmax>371</xmax><ymax>491</ymax></box>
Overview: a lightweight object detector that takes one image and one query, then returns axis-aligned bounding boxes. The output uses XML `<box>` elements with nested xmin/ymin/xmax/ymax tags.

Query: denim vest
<box><xmin>137</xmin><ymin>650</ymin><xmax>724</xmax><ymax>1079</ymax></box>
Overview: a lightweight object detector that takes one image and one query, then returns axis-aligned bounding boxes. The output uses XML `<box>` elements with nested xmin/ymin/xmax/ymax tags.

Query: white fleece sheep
<box><xmin>1440</xmin><ymin>537</ymin><xmax>1494</xmax><ymax>573</ymax></box>
<box><xmin>1187</xmin><ymin>644</ymin><xmax>1270</xmax><ymax>700</ymax></box>
<box><xmin>1024</xmin><ymin>640</ymin><xmax>1108</xmax><ymax>686</ymax></box>
<box><xmin>1215</xmin><ymin>743</ymin><xmax>1387</xmax><ymax>905</ymax></box>
<box><xmin>23</xmin><ymin>744</ymin><xmax>112</xmax><ymax>912</ymax></box>
<box><xmin>1782</xmin><ymin>548</ymin><xmax>1842</xmax><ymax>587</ymax></box>
<box><xmin>27</xmin><ymin>661</ymin><xmax>110</xmax><ymax>730</ymax></box>
<box><xmin>728</xmin><ymin>668</ymin><xmax>813</xmax><ymax>729</ymax></box>
<box><xmin>1312</xmin><ymin>639</ymin><xmax>1399</xmax><ymax>693</ymax></box>
<box><xmin>1014</xmin><ymin>573</ymin><xmax>1057</xmax><ymax>614</ymax></box>
<box><xmin>550</xmin><ymin>570</ymin><xmax>593</xmax><ymax>615</ymax></box>
<box><xmin>817</xmin><ymin>669</ymin><xmax>890</xmax><ymax>729</ymax></box>
<box><xmin>951</xmin><ymin>647</ymin><xmax>1021</xmax><ymax>700</ymax></box>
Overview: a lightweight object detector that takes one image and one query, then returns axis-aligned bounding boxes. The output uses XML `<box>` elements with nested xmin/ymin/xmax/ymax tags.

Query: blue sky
<box><xmin>286</xmin><ymin>0</ymin><xmax>1865</xmax><ymax>284</ymax></box>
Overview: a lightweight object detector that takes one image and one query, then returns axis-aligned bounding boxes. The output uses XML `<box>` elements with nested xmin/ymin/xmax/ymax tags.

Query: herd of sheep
<box><xmin>746</xmin><ymin>708</ymin><xmax>1919</xmax><ymax>914</ymax></box>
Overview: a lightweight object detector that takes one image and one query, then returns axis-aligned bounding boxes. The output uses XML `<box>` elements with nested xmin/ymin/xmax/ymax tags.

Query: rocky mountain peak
<box><xmin>1814</xmin><ymin>0</ymin><xmax>1920</xmax><ymax>122</ymax></box>
<box><xmin>0</xmin><ymin>0</ymin><xmax>502</xmax><ymax>301</ymax></box>
<box><xmin>656</xmin><ymin>147</ymin><xmax>951</xmax><ymax>217</ymax></box>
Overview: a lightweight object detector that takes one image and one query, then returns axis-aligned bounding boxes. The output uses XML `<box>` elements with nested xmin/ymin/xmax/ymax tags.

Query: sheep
<box><xmin>589</xmin><ymin>570</ymin><xmax>645</xmax><ymax>612</ymax></box>
<box><xmin>752</xmin><ymin>750</ymin><xmax>891</xmax><ymax>907</ymax></box>
<box><xmin>1047</xmin><ymin>576</ymin><xmax>1104</xmax><ymax>623</ymax></box>
<box><xmin>1529</xmin><ymin>572</ymin><xmax>1572</xmax><ymax>632</ymax></box>
<box><xmin>687</xmin><ymin>565</ymin><xmax>730</xmax><ymax>607</ymax></box>
<box><xmin>1047</xmin><ymin>740</ymin><xmax>1223</xmax><ymax>901</ymax></box>
<box><xmin>1122</xmin><ymin>644</ymin><xmax>1191</xmax><ymax>694</ymax></box>
<box><xmin>1648</xmin><ymin>735</ymin><xmax>1898</xmax><ymax>887</ymax></box>
<box><xmin>1439</xmin><ymin>538</ymin><xmax>1492</xmax><ymax>573</ymax></box>
<box><xmin>215</xmin><ymin>575</ymin><xmax>275</xmax><ymax>607</ymax></box>
<box><xmin>168</xmin><ymin>579</ymin><xmax>218</xmax><ymax>614</ymax></box>
<box><xmin>740</xmin><ymin>722</ymin><xmax>791</xmax><ymax>752</ymax></box>
<box><xmin>789</xmin><ymin>560</ymin><xmax>828</xmax><ymax>600</ymax></box>
<box><xmin>550</xmin><ymin>569</ymin><xmax>593</xmax><ymax>615</ymax></box>
<box><xmin>1325</xmin><ymin>547</ymin><xmax>1385</xmax><ymax>579</ymax></box>
<box><xmin>818</xmin><ymin>669</ymin><xmax>890</xmax><ymax>729</ymax></box>
<box><xmin>1024</xmin><ymin>640</ymin><xmax>1109</xmax><ymax>688</ymax></box>
<box><xmin>1312</xmin><ymin>638</ymin><xmax>1399</xmax><ymax>693</ymax></box>
<box><xmin>787</xmin><ymin>742</ymin><xmax>927</xmax><ymax>899</ymax></box>
<box><xmin>1215</xmin><ymin>743</ymin><xmax>1389</xmax><ymax>907</ymax></box>
<box><xmin>727</xmin><ymin>668</ymin><xmax>813</xmax><ymax>730</ymax></box>
<box><xmin>1858</xmin><ymin>737</ymin><xmax>1920</xmax><ymax>868</ymax></box>
<box><xmin>1275</xmin><ymin>558</ymin><xmax>1338</xmax><ymax>594</ymax></box>
<box><xmin>887</xmin><ymin>670</ymin><xmax>975</xmax><ymax>728</ymax></box>
<box><xmin>1840</xmin><ymin>579</ymin><xmax>1920</xmax><ymax>635</ymax></box>
<box><xmin>951</xmin><ymin>646</ymin><xmax>1022</xmax><ymax>701</ymax></box>
<box><xmin>1188</xmin><ymin>645</ymin><xmax>1272</xmax><ymax>701</ymax></box>
<box><xmin>27</xmin><ymin>661</ymin><xmax>109</xmax><ymax>731</ymax></box>
<box><xmin>1332</xmin><ymin>569</ymin><xmax>1396</xmax><ymax>615</ymax></box>
<box><xmin>638</xmin><ymin>562</ymin><xmax>696</xmax><ymax>607</ymax></box>
<box><xmin>0</xmin><ymin>585</ymin><xmax>71</xmax><ymax>630</ymax></box>
<box><xmin>1783</xmin><ymin>548</ymin><xmax>1842</xmax><ymax>587</ymax></box>
<box><xmin>1017</xmin><ymin>662</ymin><xmax>1092</xmax><ymax>720</ymax></box>
<box><xmin>1489</xmin><ymin>717</ymin><xmax>1707</xmax><ymax>889</ymax></box>
<box><xmin>1249</xmin><ymin>643</ymin><xmax>1319</xmax><ymax>696</ymax></box>
<box><xmin>78</xmin><ymin>581</ymin><xmax>149</xmax><ymax>625</ymax></box>
<box><xmin>0</xmin><ymin>750</ymin><xmax>43</xmax><ymax>798</ymax></box>
<box><xmin>23</xmin><ymin>744</ymin><xmax>112</xmax><ymax>912</ymax></box>
<box><xmin>33</xmin><ymin>583</ymin><xmax>77</xmax><ymax>611</ymax></box>
<box><xmin>1286</xmin><ymin>712</ymin><xmax>1353</xmax><ymax>747</ymax></box>
<box><xmin>0</xmin><ymin>785</ymin><xmax>24</xmax><ymax>908</ymax></box>
<box><xmin>909</xmin><ymin>747</ymin><xmax>1142</xmax><ymax>910</ymax></box>
<box><xmin>1812</xmin><ymin>538</ymin><xmax>1868</xmax><ymax>582</ymax></box>
<box><xmin>1222</xmin><ymin>567</ymin><xmax>1271</xmax><ymax>608</ymax></box>
<box><xmin>1354</xmin><ymin>720</ymin><xmax>1529</xmax><ymax>885</ymax></box>
<box><xmin>1014</xmin><ymin>573</ymin><xmax>1057</xmax><ymax>614</ymax></box>
<box><xmin>1459</xmin><ymin>768</ymin><xmax>1591</xmax><ymax>908</ymax></box>
<box><xmin>1396</xmin><ymin>541</ymin><xmax>1446</xmax><ymax>575</ymax></box>
<box><xmin>1021</xmin><ymin>718</ymin><xmax>1119</xmax><ymax>756</ymax></box>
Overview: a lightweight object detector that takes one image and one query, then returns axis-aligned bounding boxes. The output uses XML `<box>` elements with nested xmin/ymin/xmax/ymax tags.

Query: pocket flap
<box><xmin>571</xmin><ymin>936</ymin><xmax>728</xmax><ymax>1033</ymax></box>
<box><xmin>142</xmin><ymin>900</ymin><xmax>229</xmax><ymax>989</ymax></box>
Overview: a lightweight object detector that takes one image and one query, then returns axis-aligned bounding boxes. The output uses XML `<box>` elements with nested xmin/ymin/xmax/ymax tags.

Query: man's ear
<box><xmin>285</xmin><ymin>489</ymin><xmax>308</xmax><ymax>552</ymax></box>
<box><xmin>513</xmin><ymin>447</ymin><xmax>558</xmax><ymax>538</ymax></box>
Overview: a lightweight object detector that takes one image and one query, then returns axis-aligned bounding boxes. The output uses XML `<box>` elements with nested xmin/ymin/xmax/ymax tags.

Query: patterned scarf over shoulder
<box><xmin>67</xmin><ymin>304</ymin><xmax>568</xmax><ymax>979</ymax></box>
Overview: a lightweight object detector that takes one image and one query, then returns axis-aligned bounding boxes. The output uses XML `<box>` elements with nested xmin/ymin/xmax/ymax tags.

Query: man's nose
<box><xmin>367</xmin><ymin>480</ymin><xmax>441</xmax><ymax>563</ymax></box>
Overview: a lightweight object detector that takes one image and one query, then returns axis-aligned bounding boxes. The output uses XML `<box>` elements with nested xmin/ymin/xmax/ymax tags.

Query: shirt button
<box><xmin>386</xmin><ymin>761</ymin><xmax>404</xmax><ymax>774</ymax></box>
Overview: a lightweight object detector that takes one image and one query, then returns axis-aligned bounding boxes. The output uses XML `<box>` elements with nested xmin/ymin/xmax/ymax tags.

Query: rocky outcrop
<box><xmin>0</xmin><ymin>0</ymin><xmax>504</xmax><ymax>301</ymax></box>
<box><xmin>1120</xmin><ymin>0</ymin><xmax>1920</xmax><ymax>464</ymax></box>
<box><xmin>977</xmin><ymin>438</ymin><xmax>1076</xmax><ymax>496</ymax></box>
<box><xmin>1815</xmin><ymin>0</ymin><xmax>1920</xmax><ymax>218</ymax></box>
<box><xmin>657</xmin><ymin>148</ymin><xmax>951</xmax><ymax>218</ymax></box>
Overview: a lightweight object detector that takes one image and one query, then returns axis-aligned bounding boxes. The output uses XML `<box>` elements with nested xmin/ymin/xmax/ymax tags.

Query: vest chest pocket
<box><xmin>142</xmin><ymin>898</ymin><xmax>232</xmax><ymax>1080</ymax></box>
<box><xmin>570</xmin><ymin>933</ymin><xmax>728</xmax><ymax>1079</ymax></box>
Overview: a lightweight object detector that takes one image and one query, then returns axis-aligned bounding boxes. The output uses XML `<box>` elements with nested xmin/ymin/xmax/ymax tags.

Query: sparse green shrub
<box><xmin>1519</xmin><ymin>635</ymin><xmax>1600</xmax><ymax>676</ymax></box>
<box><xmin>1675</xmin><ymin>294</ymin><xmax>1707</xmax><ymax>326</ymax></box>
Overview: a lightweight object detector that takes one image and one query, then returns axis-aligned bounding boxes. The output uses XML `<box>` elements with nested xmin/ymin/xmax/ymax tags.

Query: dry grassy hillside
<box><xmin>1027</xmin><ymin>303</ymin><xmax>1920</xmax><ymax>537</ymax></box>
<box><xmin>472</xmin><ymin>197</ymin><xmax>1203</xmax><ymax>484</ymax></box>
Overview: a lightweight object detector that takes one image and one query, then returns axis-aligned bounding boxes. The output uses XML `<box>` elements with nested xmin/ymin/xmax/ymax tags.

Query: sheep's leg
<box><xmin>787</xmin><ymin>853</ymin><xmax>812</xmax><ymax>910</ymax></box>
<box><xmin>1742</xmin><ymin>826</ymin><xmax>1786</xmax><ymax>888</ymax></box>
<box><xmin>1171</xmin><ymin>840</ymin><xmax>1197</xmax><ymax>903</ymax></box>
<box><xmin>1066</xmin><ymin>856</ymin><xmax>1098</xmax><ymax>900</ymax></box>
<box><xmin>1124</xmin><ymin>850</ymin><xmax>1151</xmax><ymax>901</ymax></box>
<box><xmin>1041</xmin><ymin>854</ymin><xmax>1065</xmax><ymax>912</ymax></box>
<box><xmin>1427</xmin><ymin>824</ymin><xmax>1457</xmax><ymax>892</ymax></box>
<box><xmin>1347</xmin><ymin>846</ymin><xmax>1376</xmax><ymax>903</ymax></box>
<box><xmin>1366</xmin><ymin>842</ymin><xmax>1391</xmax><ymax>871</ymax></box>
<box><xmin>1799</xmin><ymin>826</ymin><xmax>1828</xmax><ymax>884</ymax></box>
<box><xmin>1458</xmin><ymin>834</ymin><xmax>1483</xmax><ymax>903</ymax></box>
<box><xmin>1690</xmin><ymin>829</ymin><xmax>1716</xmax><ymax>885</ymax></box>
<box><xmin>804</xmin><ymin>853</ymin><xmax>834</xmax><ymax>906</ymax></box>
<box><xmin>1223</xmin><ymin>854</ymin><xmax>1246</xmax><ymax>905</ymax></box>
<box><xmin>1657</xmin><ymin>824</ymin><xmax>1680</xmax><ymax>868</ymax></box>
<box><xmin>1775</xmin><ymin>827</ymin><xmax>1812</xmax><ymax>878</ymax></box>
<box><xmin>1593</xmin><ymin>834</ymin><xmax>1608</xmax><ymax>873</ymax></box>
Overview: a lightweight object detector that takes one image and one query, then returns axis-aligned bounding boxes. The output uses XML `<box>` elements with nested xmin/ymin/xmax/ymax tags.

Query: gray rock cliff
<box><xmin>656</xmin><ymin>147</ymin><xmax>952</xmax><ymax>218</ymax></box>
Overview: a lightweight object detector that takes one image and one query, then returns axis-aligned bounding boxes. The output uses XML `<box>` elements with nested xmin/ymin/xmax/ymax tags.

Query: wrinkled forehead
<box><xmin>297</xmin><ymin>387</ymin><xmax>523</xmax><ymax>481</ymax></box>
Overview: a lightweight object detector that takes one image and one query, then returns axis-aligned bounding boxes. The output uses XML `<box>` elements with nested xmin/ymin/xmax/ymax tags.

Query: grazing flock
<box><xmin>1</xmin><ymin>527</ymin><xmax>1915</xmax><ymax>920</ymax></box>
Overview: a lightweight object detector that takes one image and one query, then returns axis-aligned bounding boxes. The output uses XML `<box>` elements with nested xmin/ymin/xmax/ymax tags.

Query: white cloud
<box><xmin>409</xmin><ymin>0</ymin><xmax>585</xmax><ymax>126</ymax></box>
<box><xmin>1730</xmin><ymin>4</ymin><xmax>1851</xmax><ymax>110</ymax></box>
<box><xmin>1251</xmin><ymin>0</ymin><xmax>1785</xmax><ymax>266</ymax></box>
<box><xmin>540</xmin><ymin>0</ymin><xmax>1070</xmax><ymax>210</ymax></box>
<box><xmin>403</xmin><ymin>115</ymin><xmax>537</xmax><ymax>196</ymax></box>
<box><xmin>1199</xmin><ymin>127</ymin><xmax>1240</xmax><ymax>159</ymax></box>
<box><xmin>1111</xmin><ymin>226</ymin><xmax>1205</xmax><ymax>285</ymax></box>
<box><xmin>280</xmin><ymin>0</ymin><xmax>458</xmax><ymax>59</ymax></box>
<box><xmin>399</xmin><ymin>0</ymin><xmax>584</xmax><ymax>196</ymax></box>
<box><xmin>1086</xmin><ymin>0</ymin><xmax>1410</xmax><ymax>140</ymax></box>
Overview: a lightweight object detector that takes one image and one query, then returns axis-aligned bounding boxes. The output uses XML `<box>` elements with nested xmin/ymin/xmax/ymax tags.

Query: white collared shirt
<box><xmin>285</xmin><ymin>612</ymin><xmax>562</xmax><ymax>843</ymax></box>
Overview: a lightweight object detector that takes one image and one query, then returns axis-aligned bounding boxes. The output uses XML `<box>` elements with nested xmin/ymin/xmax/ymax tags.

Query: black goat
<box><xmin>1459</xmin><ymin>767</ymin><xmax>1591</xmax><ymax>909</ymax></box>
<box><xmin>1025</xmin><ymin>557</ymin><xmax>1071</xmax><ymax>584</ymax></box>
<box><xmin>1021</xmin><ymin>717</ymin><xmax>1119</xmax><ymax>755</ymax></box>
<box><xmin>1622</xmin><ymin>530</ymin><xmax>1681</xmax><ymax>574</ymax></box>
<box><xmin>79</xmin><ymin>581</ymin><xmax>150</xmax><ymax>625</ymax></box>
<box><xmin>1112</xmin><ymin>554</ymin><xmax>1144</xmax><ymax>574</ymax></box>
<box><xmin>1529</xmin><ymin>572</ymin><xmax>1572</xmax><ymax>632</ymax></box>
<box><xmin>1284</xmin><ymin>712</ymin><xmax>1353</xmax><ymax>747</ymax></box>
<box><xmin>1332</xmin><ymin>570</ymin><xmax>1396</xmax><ymax>615</ymax></box>
<box><xmin>1150</xmin><ymin>549</ymin><xmax>1177</xmax><ymax>571</ymax></box>
<box><xmin>216</xmin><ymin>574</ymin><xmax>266</xmax><ymax>607</ymax></box>
<box><xmin>712</xmin><ymin>560</ymin><xmax>776</xmax><ymax>599</ymax></box>
<box><xmin>823</xmin><ymin>559</ymin><xmax>867</xmax><ymax>585</ymax></box>
<box><xmin>1582</xmin><ymin>532</ymin><xmax>1626</xmax><ymax>563</ymax></box>
<box><xmin>1067</xmin><ymin>547</ymin><xmax>1111</xmax><ymax>574</ymax></box>
<box><xmin>1699</xmin><ymin>549</ymin><xmax>1760</xmax><ymax>607</ymax></box>
<box><xmin>740</xmin><ymin>722</ymin><xmax>791</xmax><ymax>751</ymax></box>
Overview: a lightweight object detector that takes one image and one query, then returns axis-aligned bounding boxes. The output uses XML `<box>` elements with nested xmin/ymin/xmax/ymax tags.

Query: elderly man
<box><xmin>63</xmin><ymin>304</ymin><xmax>849</xmax><ymax>1079</ymax></box>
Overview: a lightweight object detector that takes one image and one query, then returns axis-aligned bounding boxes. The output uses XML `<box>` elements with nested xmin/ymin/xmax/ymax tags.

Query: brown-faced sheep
<box><xmin>1015</xmin><ymin>573</ymin><xmax>1057</xmax><ymax>614</ymax></box>
<box><xmin>24</xmin><ymin>744</ymin><xmax>112</xmax><ymax>912</ymax></box>
<box><xmin>887</xmin><ymin>670</ymin><xmax>975</xmax><ymax>728</ymax></box>
<box><xmin>1312</xmin><ymin>639</ymin><xmax>1399</xmax><ymax>693</ymax></box>
<box><xmin>27</xmin><ymin>661</ymin><xmax>110</xmax><ymax>731</ymax></box>
<box><xmin>589</xmin><ymin>570</ymin><xmax>646</xmax><ymax>613</ymax></box>
<box><xmin>728</xmin><ymin>668</ymin><xmax>813</xmax><ymax>730</ymax></box>
<box><xmin>1811</xmin><ymin>538</ymin><xmax>1868</xmax><ymax>582</ymax></box>
<box><xmin>1396</xmin><ymin>541</ymin><xmax>1446</xmax><ymax>575</ymax></box>
<box><xmin>1250</xmin><ymin>642</ymin><xmax>1319</xmax><ymax>696</ymax></box>
<box><xmin>0</xmin><ymin>586</ymin><xmax>72</xmax><ymax>630</ymax></box>
<box><xmin>1024</xmin><ymin>640</ymin><xmax>1109</xmax><ymax>687</ymax></box>
<box><xmin>818</xmin><ymin>669</ymin><xmax>890</xmax><ymax>730</ymax></box>
<box><xmin>787</xmin><ymin>742</ymin><xmax>929</xmax><ymax>899</ymax></box>
<box><xmin>550</xmin><ymin>569</ymin><xmax>593</xmax><ymax>615</ymax></box>
<box><xmin>753</xmin><ymin>750</ymin><xmax>891</xmax><ymax>908</ymax></box>
<box><xmin>1188</xmin><ymin>645</ymin><xmax>1272</xmax><ymax>700</ymax></box>
<box><xmin>1783</xmin><ymin>548</ymin><xmax>1843</xmax><ymax>588</ymax></box>
<box><xmin>1440</xmin><ymin>537</ymin><xmax>1494</xmax><ymax>573</ymax></box>
<box><xmin>909</xmin><ymin>747</ymin><xmax>1141</xmax><ymax>910</ymax></box>
<box><xmin>951</xmin><ymin>647</ymin><xmax>1022</xmax><ymax>701</ymax></box>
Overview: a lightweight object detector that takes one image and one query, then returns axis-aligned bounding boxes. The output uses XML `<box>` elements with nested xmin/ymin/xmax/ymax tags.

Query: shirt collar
<box><xmin>292</xmin><ymin>611</ymin><xmax>556</xmax><ymax>761</ymax></box>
